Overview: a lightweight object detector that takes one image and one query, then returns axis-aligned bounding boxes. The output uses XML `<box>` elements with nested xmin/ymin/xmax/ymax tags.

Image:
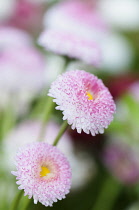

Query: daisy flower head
<box><xmin>3</xmin><ymin>120</ymin><xmax>94</xmax><ymax>190</ymax></box>
<box><xmin>12</xmin><ymin>142</ymin><xmax>71</xmax><ymax>207</ymax></box>
<box><xmin>38</xmin><ymin>0</ymin><xmax>107</xmax><ymax>66</ymax></box>
<box><xmin>48</xmin><ymin>70</ymin><xmax>116</xmax><ymax>136</ymax></box>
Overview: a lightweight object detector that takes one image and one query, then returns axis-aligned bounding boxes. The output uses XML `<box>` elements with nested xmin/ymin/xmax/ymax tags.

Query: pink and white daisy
<box><xmin>12</xmin><ymin>142</ymin><xmax>72</xmax><ymax>206</ymax></box>
<box><xmin>3</xmin><ymin>120</ymin><xmax>95</xmax><ymax>190</ymax></box>
<box><xmin>38</xmin><ymin>0</ymin><xmax>107</xmax><ymax>66</ymax></box>
<box><xmin>48</xmin><ymin>70</ymin><xmax>116</xmax><ymax>136</ymax></box>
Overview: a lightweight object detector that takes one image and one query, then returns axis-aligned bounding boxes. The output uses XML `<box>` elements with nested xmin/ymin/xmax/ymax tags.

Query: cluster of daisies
<box><xmin>11</xmin><ymin>0</ymin><xmax>116</xmax><ymax>208</ymax></box>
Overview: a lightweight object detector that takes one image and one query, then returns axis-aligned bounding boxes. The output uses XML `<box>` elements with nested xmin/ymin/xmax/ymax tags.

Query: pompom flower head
<box><xmin>48</xmin><ymin>70</ymin><xmax>116</xmax><ymax>136</ymax></box>
<box><xmin>38</xmin><ymin>0</ymin><xmax>107</xmax><ymax>66</ymax></box>
<box><xmin>12</xmin><ymin>142</ymin><xmax>71</xmax><ymax>207</ymax></box>
<box><xmin>3</xmin><ymin>120</ymin><xmax>94</xmax><ymax>190</ymax></box>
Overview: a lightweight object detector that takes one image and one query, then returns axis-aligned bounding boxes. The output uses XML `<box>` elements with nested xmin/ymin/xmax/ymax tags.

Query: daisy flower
<box><xmin>38</xmin><ymin>0</ymin><xmax>107</xmax><ymax>66</ymax></box>
<box><xmin>12</xmin><ymin>142</ymin><xmax>72</xmax><ymax>207</ymax></box>
<box><xmin>3</xmin><ymin>120</ymin><xmax>95</xmax><ymax>190</ymax></box>
<box><xmin>48</xmin><ymin>70</ymin><xmax>116</xmax><ymax>136</ymax></box>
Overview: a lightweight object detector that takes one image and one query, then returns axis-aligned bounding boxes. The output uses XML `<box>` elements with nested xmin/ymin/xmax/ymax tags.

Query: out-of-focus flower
<box><xmin>48</xmin><ymin>70</ymin><xmax>116</xmax><ymax>136</ymax></box>
<box><xmin>129</xmin><ymin>82</ymin><xmax>139</xmax><ymax>102</ymax></box>
<box><xmin>12</xmin><ymin>142</ymin><xmax>72</xmax><ymax>206</ymax></box>
<box><xmin>66</xmin><ymin>32</ymin><xmax>133</xmax><ymax>74</ymax></box>
<box><xmin>0</xmin><ymin>26</ymin><xmax>32</xmax><ymax>48</ymax></box>
<box><xmin>103</xmin><ymin>141</ymin><xmax>139</xmax><ymax>184</ymax></box>
<box><xmin>3</xmin><ymin>120</ymin><xmax>95</xmax><ymax>190</ymax></box>
<box><xmin>104</xmin><ymin>80</ymin><xmax>139</xmax><ymax>184</ymax></box>
<box><xmin>6</xmin><ymin>0</ymin><xmax>45</xmax><ymax>35</ymax></box>
<box><xmin>0</xmin><ymin>0</ymin><xmax>15</xmax><ymax>21</ymax></box>
<box><xmin>98</xmin><ymin>0</ymin><xmax>139</xmax><ymax>31</ymax></box>
<box><xmin>39</xmin><ymin>0</ymin><xmax>107</xmax><ymax>66</ymax></box>
<box><xmin>100</xmin><ymin>33</ymin><xmax>133</xmax><ymax>73</ymax></box>
<box><xmin>0</xmin><ymin>26</ymin><xmax>45</xmax><ymax>115</ymax></box>
<box><xmin>0</xmin><ymin>47</ymin><xmax>45</xmax><ymax>92</ymax></box>
<box><xmin>0</xmin><ymin>27</ymin><xmax>45</xmax><ymax>92</ymax></box>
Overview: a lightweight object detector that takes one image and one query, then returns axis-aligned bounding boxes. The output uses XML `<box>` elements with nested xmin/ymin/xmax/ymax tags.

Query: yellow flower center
<box><xmin>40</xmin><ymin>166</ymin><xmax>50</xmax><ymax>177</ymax></box>
<box><xmin>86</xmin><ymin>91</ymin><xmax>93</xmax><ymax>100</ymax></box>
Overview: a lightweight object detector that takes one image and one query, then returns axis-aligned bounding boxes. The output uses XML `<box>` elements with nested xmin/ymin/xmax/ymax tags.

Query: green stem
<box><xmin>0</xmin><ymin>100</ymin><xmax>16</xmax><ymax>142</ymax></box>
<box><xmin>37</xmin><ymin>56</ymin><xmax>70</xmax><ymax>142</ymax></box>
<box><xmin>91</xmin><ymin>176</ymin><xmax>122</xmax><ymax>210</ymax></box>
<box><xmin>19</xmin><ymin>197</ymin><xmax>32</xmax><ymax>210</ymax></box>
<box><xmin>37</xmin><ymin>96</ymin><xmax>54</xmax><ymax>141</ymax></box>
<box><xmin>53</xmin><ymin>121</ymin><xmax>69</xmax><ymax>146</ymax></box>
<box><xmin>10</xmin><ymin>190</ymin><xmax>23</xmax><ymax>210</ymax></box>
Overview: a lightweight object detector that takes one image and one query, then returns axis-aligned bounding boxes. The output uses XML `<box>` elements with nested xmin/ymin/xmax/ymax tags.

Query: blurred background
<box><xmin>0</xmin><ymin>0</ymin><xmax>139</xmax><ymax>210</ymax></box>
